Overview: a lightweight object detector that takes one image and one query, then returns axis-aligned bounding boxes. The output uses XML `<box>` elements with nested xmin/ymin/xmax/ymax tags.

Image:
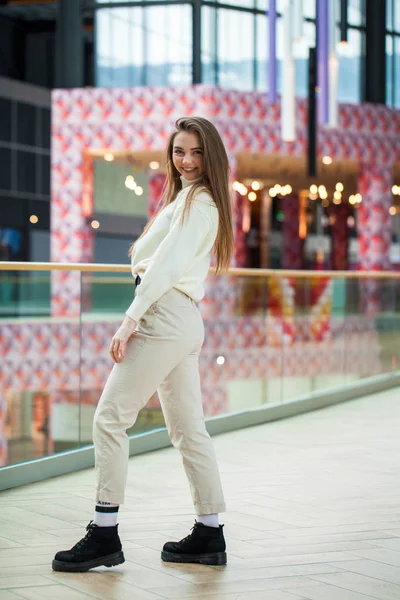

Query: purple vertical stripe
<box><xmin>269</xmin><ymin>0</ymin><xmax>277</xmax><ymax>104</ymax></box>
<box><xmin>317</xmin><ymin>0</ymin><xmax>329</xmax><ymax>124</ymax></box>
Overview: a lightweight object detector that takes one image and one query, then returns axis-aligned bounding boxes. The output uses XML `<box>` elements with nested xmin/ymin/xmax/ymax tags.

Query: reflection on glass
<box><xmin>337</xmin><ymin>28</ymin><xmax>361</xmax><ymax>103</ymax></box>
<box><xmin>202</xmin><ymin>6</ymin><xmax>218</xmax><ymax>85</ymax></box>
<box><xmin>256</xmin><ymin>14</ymin><xmax>267</xmax><ymax>91</ymax></box>
<box><xmin>96</xmin><ymin>5</ymin><xmax>192</xmax><ymax>87</ymax></box>
<box><xmin>218</xmin><ymin>9</ymin><xmax>254</xmax><ymax>90</ymax></box>
<box><xmin>0</xmin><ymin>270</ymin><xmax>81</xmax><ymax>468</ymax></box>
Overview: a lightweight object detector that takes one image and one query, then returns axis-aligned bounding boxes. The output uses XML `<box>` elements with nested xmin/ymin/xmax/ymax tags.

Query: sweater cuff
<box><xmin>125</xmin><ymin>293</ymin><xmax>152</xmax><ymax>323</ymax></box>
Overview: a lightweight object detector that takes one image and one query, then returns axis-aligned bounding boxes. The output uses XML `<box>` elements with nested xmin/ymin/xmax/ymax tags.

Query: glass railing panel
<box><xmin>344</xmin><ymin>277</ymin><xmax>400</xmax><ymax>382</ymax></box>
<box><xmin>200</xmin><ymin>273</ymin><xmax>275</xmax><ymax>414</ymax></box>
<box><xmin>281</xmin><ymin>275</ymin><xmax>347</xmax><ymax>402</ymax></box>
<box><xmin>0</xmin><ymin>268</ymin><xmax>81</xmax><ymax>467</ymax></box>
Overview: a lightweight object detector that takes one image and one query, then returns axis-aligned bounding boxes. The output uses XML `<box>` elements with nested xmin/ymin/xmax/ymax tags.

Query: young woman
<box><xmin>52</xmin><ymin>116</ymin><xmax>234</xmax><ymax>572</ymax></box>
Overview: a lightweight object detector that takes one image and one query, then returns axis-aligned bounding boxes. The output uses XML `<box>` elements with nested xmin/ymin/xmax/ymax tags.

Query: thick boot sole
<box><xmin>161</xmin><ymin>550</ymin><xmax>227</xmax><ymax>566</ymax></box>
<box><xmin>52</xmin><ymin>551</ymin><xmax>125</xmax><ymax>573</ymax></box>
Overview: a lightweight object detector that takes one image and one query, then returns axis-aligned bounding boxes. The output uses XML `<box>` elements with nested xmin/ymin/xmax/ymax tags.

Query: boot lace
<box><xmin>72</xmin><ymin>521</ymin><xmax>96</xmax><ymax>553</ymax></box>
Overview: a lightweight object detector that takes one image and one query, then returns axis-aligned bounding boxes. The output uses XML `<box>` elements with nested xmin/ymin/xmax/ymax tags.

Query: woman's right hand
<box><xmin>109</xmin><ymin>316</ymin><xmax>138</xmax><ymax>363</ymax></box>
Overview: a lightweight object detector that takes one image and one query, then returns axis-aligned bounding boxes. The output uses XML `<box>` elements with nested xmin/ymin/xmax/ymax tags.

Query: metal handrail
<box><xmin>1</xmin><ymin>261</ymin><xmax>400</xmax><ymax>279</ymax></box>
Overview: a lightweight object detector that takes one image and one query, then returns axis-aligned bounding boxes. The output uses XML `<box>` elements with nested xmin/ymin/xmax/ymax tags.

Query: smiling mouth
<box><xmin>182</xmin><ymin>167</ymin><xmax>196</xmax><ymax>172</ymax></box>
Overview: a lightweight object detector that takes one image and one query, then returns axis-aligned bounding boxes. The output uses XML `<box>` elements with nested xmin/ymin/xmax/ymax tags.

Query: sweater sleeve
<box><xmin>125</xmin><ymin>196</ymin><xmax>213</xmax><ymax>323</ymax></box>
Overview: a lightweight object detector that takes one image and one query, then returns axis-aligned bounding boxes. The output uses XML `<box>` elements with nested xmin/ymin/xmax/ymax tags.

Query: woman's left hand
<box><xmin>109</xmin><ymin>316</ymin><xmax>138</xmax><ymax>363</ymax></box>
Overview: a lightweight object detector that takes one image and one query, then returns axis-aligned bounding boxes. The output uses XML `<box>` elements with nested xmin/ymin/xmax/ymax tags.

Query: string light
<box><xmin>322</xmin><ymin>156</ymin><xmax>333</xmax><ymax>165</ymax></box>
<box><xmin>233</xmin><ymin>181</ymin><xmax>248</xmax><ymax>196</ymax></box>
<box><xmin>283</xmin><ymin>184</ymin><xmax>292</xmax><ymax>195</ymax></box>
<box><xmin>104</xmin><ymin>153</ymin><xmax>114</xmax><ymax>162</ymax></box>
<box><xmin>310</xmin><ymin>184</ymin><xmax>318</xmax><ymax>194</ymax></box>
<box><xmin>135</xmin><ymin>186</ymin><xmax>144</xmax><ymax>196</ymax></box>
<box><xmin>392</xmin><ymin>185</ymin><xmax>400</xmax><ymax>195</ymax></box>
<box><xmin>216</xmin><ymin>356</ymin><xmax>225</xmax><ymax>365</ymax></box>
<box><xmin>248</xmin><ymin>192</ymin><xmax>257</xmax><ymax>201</ymax></box>
<box><xmin>91</xmin><ymin>220</ymin><xmax>100</xmax><ymax>229</ymax></box>
<box><xmin>149</xmin><ymin>161</ymin><xmax>160</xmax><ymax>170</ymax></box>
<box><xmin>269</xmin><ymin>188</ymin><xmax>277</xmax><ymax>197</ymax></box>
<box><xmin>355</xmin><ymin>193</ymin><xmax>362</xmax><ymax>203</ymax></box>
<box><xmin>349</xmin><ymin>195</ymin><xmax>356</xmax><ymax>205</ymax></box>
<box><xmin>251</xmin><ymin>181</ymin><xmax>261</xmax><ymax>191</ymax></box>
<box><xmin>389</xmin><ymin>206</ymin><xmax>397</xmax><ymax>216</ymax></box>
<box><xmin>347</xmin><ymin>216</ymin><xmax>355</xmax><ymax>228</ymax></box>
<box><xmin>335</xmin><ymin>182</ymin><xmax>344</xmax><ymax>192</ymax></box>
<box><xmin>29</xmin><ymin>215</ymin><xmax>38</xmax><ymax>224</ymax></box>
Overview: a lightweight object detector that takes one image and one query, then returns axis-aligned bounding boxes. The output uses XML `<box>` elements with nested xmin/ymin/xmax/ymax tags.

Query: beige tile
<box><xmin>326</xmin><ymin>558</ymin><xmax>400</xmax><ymax>586</ymax></box>
<box><xmin>177</xmin><ymin>591</ymin><xmax>307</xmax><ymax>600</ymax></box>
<box><xmin>0</xmin><ymin>576</ymin><xmax>55</xmax><ymax>590</ymax></box>
<box><xmin>46</xmin><ymin>573</ymin><xmax>166</xmax><ymax>600</ymax></box>
<box><xmin>347</xmin><ymin>547</ymin><xmax>400</xmax><ymax>568</ymax></box>
<box><xmin>0</xmin><ymin>591</ymin><xmax>22</xmax><ymax>599</ymax></box>
<box><xmin>10</xmin><ymin>584</ymin><xmax>96</xmax><ymax>600</ymax></box>
<box><xmin>285</xmin><ymin>582</ymin><xmax>385</xmax><ymax>600</ymax></box>
<box><xmin>2</xmin><ymin>389</ymin><xmax>400</xmax><ymax>598</ymax></box>
<box><xmin>149</xmin><ymin>576</ymin><xmax>323</xmax><ymax>598</ymax></box>
<box><xmin>310</xmin><ymin>571</ymin><xmax>400</xmax><ymax>600</ymax></box>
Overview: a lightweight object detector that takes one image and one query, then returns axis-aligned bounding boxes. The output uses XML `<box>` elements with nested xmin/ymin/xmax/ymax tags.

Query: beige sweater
<box><xmin>126</xmin><ymin>177</ymin><xmax>219</xmax><ymax>323</ymax></box>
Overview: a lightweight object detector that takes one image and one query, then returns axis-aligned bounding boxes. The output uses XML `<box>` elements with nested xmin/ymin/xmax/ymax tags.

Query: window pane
<box><xmin>386</xmin><ymin>35</ymin><xmax>394</xmax><ymax>106</ymax></box>
<box><xmin>387</xmin><ymin>0</ymin><xmax>393</xmax><ymax>29</ymax></box>
<box><xmin>202</xmin><ymin>6</ymin><xmax>217</xmax><ymax>85</ymax></box>
<box><xmin>145</xmin><ymin>5</ymin><xmax>192</xmax><ymax>86</ymax></box>
<box><xmin>338</xmin><ymin>28</ymin><xmax>362</xmax><ymax>103</ymax></box>
<box><xmin>257</xmin><ymin>0</ymin><xmax>267</xmax><ymax>9</ymax></box>
<box><xmin>0</xmin><ymin>148</ymin><xmax>11</xmax><ymax>191</ymax></box>
<box><xmin>256</xmin><ymin>13</ymin><xmax>267</xmax><ymax>91</ymax></box>
<box><xmin>395</xmin><ymin>38</ymin><xmax>400</xmax><ymax>108</ymax></box>
<box><xmin>348</xmin><ymin>0</ymin><xmax>364</xmax><ymax>26</ymax></box>
<box><xmin>303</xmin><ymin>0</ymin><xmax>316</xmax><ymax>19</ymax></box>
<box><xmin>395</xmin><ymin>0</ymin><xmax>400</xmax><ymax>31</ymax></box>
<box><xmin>96</xmin><ymin>5</ymin><xmax>191</xmax><ymax>87</ymax></box>
<box><xmin>96</xmin><ymin>9</ymin><xmax>113</xmax><ymax>86</ymax></box>
<box><xmin>0</xmin><ymin>98</ymin><xmax>11</xmax><ymax>143</ymax></box>
<box><xmin>218</xmin><ymin>9</ymin><xmax>254</xmax><ymax>90</ymax></box>
<box><xmin>16</xmin><ymin>151</ymin><xmax>36</xmax><ymax>194</ymax></box>
<box><xmin>41</xmin><ymin>108</ymin><xmax>51</xmax><ymax>149</ymax></box>
<box><xmin>294</xmin><ymin>21</ymin><xmax>316</xmax><ymax>98</ymax></box>
<box><xmin>218</xmin><ymin>0</ymin><xmax>255</xmax><ymax>6</ymax></box>
<box><xmin>17</xmin><ymin>102</ymin><xmax>36</xmax><ymax>146</ymax></box>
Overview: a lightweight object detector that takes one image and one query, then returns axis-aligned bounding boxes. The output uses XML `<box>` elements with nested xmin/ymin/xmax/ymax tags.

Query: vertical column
<box><xmin>55</xmin><ymin>0</ymin><xmax>83</xmax><ymax>88</ymax></box>
<box><xmin>358</xmin><ymin>164</ymin><xmax>393</xmax><ymax>314</ymax></box>
<box><xmin>282</xmin><ymin>193</ymin><xmax>304</xmax><ymax>269</ymax></box>
<box><xmin>358</xmin><ymin>166</ymin><xmax>392</xmax><ymax>271</ymax></box>
<box><xmin>330</xmin><ymin>203</ymin><xmax>349</xmax><ymax>270</ymax></box>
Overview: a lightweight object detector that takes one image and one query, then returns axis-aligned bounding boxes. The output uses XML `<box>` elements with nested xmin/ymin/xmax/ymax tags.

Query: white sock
<box><xmin>197</xmin><ymin>513</ymin><xmax>219</xmax><ymax>528</ymax></box>
<box><xmin>94</xmin><ymin>502</ymin><xmax>119</xmax><ymax>527</ymax></box>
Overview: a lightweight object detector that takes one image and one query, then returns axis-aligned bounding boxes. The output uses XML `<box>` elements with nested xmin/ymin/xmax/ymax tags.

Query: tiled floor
<box><xmin>1</xmin><ymin>388</ymin><xmax>400</xmax><ymax>599</ymax></box>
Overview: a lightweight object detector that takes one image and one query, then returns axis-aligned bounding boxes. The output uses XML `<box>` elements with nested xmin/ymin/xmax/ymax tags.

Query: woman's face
<box><xmin>172</xmin><ymin>131</ymin><xmax>204</xmax><ymax>181</ymax></box>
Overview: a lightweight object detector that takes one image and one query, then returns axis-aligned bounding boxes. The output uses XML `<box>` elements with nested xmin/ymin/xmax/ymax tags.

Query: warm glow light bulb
<box><xmin>333</xmin><ymin>190</ymin><xmax>342</xmax><ymax>200</ymax></box>
<box><xmin>149</xmin><ymin>161</ymin><xmax>160</xmax><ymax>170</ymax></box>
<box><xmin>322</xmin><ymin>155</ymin><xmax>333</xmax><ymax>165</ymax></box>
<box><xmin>389</xmin><ymin>206</ymin><xmax>397</xmax><ymax>216</ymax></box>
<box><xmin>29</xmin><ymin>215</ymin><xmax>39</xmax><ymax>224</ymax></box>
<box><xmin>216</xmin><ymin>356</ymin><xmax>225</xmax><ymax>365</ymax></box>
<box><xmin>269</xmin><ymin>188</ymin><xmax>277</xmax><ymax>197</ymax></box>
<box><xmin>336</xmin><ymin>182</ymin><xmax>344</xmax><ymax>192</ymax></box>
<box><xmin>248</xmin><ymin>192</ymin><xmax>257</xmax><ymax>201</ymax></box>
<box><xmin>91</xmin><ymin>220</ymin><xmax>100</xmax><ymax>229</ymax></box>
<box><xmin>251</xmin><ymin>181</ymin><xmax>261</xmax><ymax>191</ymax></box>
<box><xmin>310</xmin><ymin>184</ymin><xmax>318</xmax><ymax>194</ymax></box>
<box><xmin>284</xmin><ymin>185</ymin><xmax>292</xmax><ymax>195</ymax></box>
<box><xmin>104</xmin><ymin>153</ymin><xmax>114</xmax><ymax>162</ymax></box>
<box><xmin>135</xmin><ymin>186</ymin><xmax>143</xmax><ymax>196</ymax></box>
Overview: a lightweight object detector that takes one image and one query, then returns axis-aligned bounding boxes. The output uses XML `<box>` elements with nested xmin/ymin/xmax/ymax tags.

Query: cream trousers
<box><xmin>93</xmin><ymin>287</ymin><xmax>226</xmax><ymax>515</ymax></box>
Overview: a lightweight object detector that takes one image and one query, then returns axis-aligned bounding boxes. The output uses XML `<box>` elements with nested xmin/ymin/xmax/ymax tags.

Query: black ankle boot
<box><xmin>52</xmin><ymin>521</ymin><xmax>125</xmax><ymax>572</ymax></box>
<box><xmin>161</xmin><ymin>521</ymin><xmax>227</xmax><ymax>566</ymax></box>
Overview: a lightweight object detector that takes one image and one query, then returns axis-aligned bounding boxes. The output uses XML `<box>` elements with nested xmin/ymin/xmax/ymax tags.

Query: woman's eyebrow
<box><xmin>173</xmin><ymin>145</ymin><xmax>203</xmax><ymax>151</ymax></box>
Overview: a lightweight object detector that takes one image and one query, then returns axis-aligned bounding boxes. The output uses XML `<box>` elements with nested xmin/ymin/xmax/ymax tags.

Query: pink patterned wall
<box><xmin>51</xmin><ymin>85</ymin><xmax>400</xmax><ymax>316</ymax></box>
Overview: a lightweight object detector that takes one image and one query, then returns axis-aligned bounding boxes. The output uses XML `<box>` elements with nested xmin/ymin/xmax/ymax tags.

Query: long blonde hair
<box><xmin>129</xmin><ymin>116</ymin><xmax>234</xmax><ymax>273</ymax></box>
